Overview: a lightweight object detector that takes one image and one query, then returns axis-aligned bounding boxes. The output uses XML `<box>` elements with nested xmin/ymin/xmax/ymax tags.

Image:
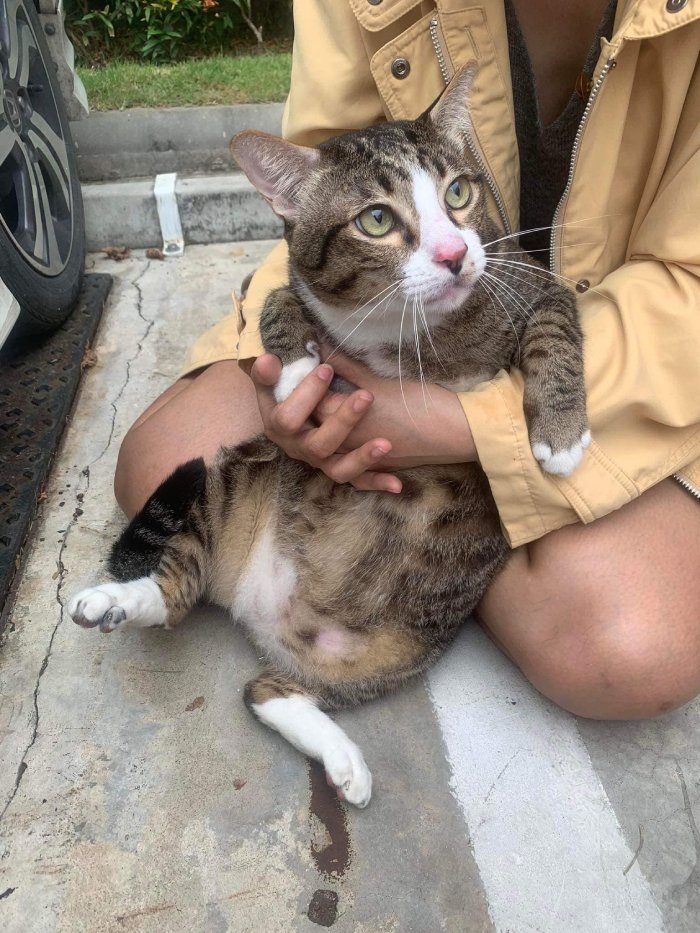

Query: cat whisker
<box><xmin>398</xmin><ymin>294</ymin><xmax>416</xmax><ymax>421</ymax></box>
<box><xmin>487</xmin><ymin>242</ymin><xmax>597</xmax><ymax>256</ymax></box>
<box><xmin>412</xmin><ymin>295</ymin><xmax>430</xmax><ymax>409</ymax></box>
<box><xmin>331</xmin><ymin>280</ymin><xmax>402</xmax><ymax>334</ymax></box>
<box><xmin>482</xmin><ymin>268</ymin><xmax>546</xmax><ymax>341</ymax></box>
<box><xmin>480</xmin><ymin>271</ymin><xmax>524</xmax><ymax>361</ymax></box>
<box><xmin>327</xmin><ymin>283</ymin><xmax>401</xmax><ymax>360</ymax></box>
<box><xmin>486</xmin><ymin>257</ymin><xmax>607</xmax><ymax>300</ymax></box>
<box><xmin>485</xmin><ymin>261</ymin><xmax>551</xmax><ymax>302</ymax></box>
<box><xmin>417</xmin><ymin>288</ymin><xmax>446</xmax><ymax>372</ymax></box>
<box><xmin>348</xmin><ymin>279</ymin><xmax>402</xmax><ymax>318</ymax></box>
<box><xmin>480</xmin><ymin>213</ymin><xmax>615</xmax><ymax>250</ymax></box>
<box><xmin>484</xmin><ymin>266</ymin><xmax>550</xmax><ymax>334</ymax></box>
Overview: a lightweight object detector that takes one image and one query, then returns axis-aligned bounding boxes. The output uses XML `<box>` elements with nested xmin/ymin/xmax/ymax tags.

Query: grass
<box><xmin>78</xmin><ymin>52</ymin><xmax>292</xmax><ymax>110</ymax></box>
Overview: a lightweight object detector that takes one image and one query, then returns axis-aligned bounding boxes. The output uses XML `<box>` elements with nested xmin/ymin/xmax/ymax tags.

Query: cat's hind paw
<box><xmin>273</xmin><ymin>341</ymin><xmax>321</xmax><ymax>403</ymax></box>
<box><xmin>532</xmin><ymin>429</ymin><xmax>591</xmax><ymax>477</ymax></box>
<box><xmin>68</xmin><ymin>579</ymin><xmax>167</xmax><ymax>633</ymax></box>
<box><xmin>324</xmin><ymin>742</ymin><xmax>372</xmax><ymax>809</ymax></box>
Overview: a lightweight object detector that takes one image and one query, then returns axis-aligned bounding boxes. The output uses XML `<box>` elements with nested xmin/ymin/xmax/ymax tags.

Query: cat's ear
<box><xmin>428</xmin><ymin>62</ymin><xmax>478</xmax><ymax>139</ymax></box>
<box><xmin>230</xmin><ymin>131</ymin><xmax>320</xmax><ymax>221</ymax></box>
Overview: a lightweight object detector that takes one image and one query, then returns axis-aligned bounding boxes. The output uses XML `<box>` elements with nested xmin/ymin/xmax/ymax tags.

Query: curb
<box><xmin>71</xmin><ymin>103</ymin><xmax>284</xmax><ymax>181</ymax></box>
<box><xmin>73</xmin><ymin>103</ymin><xmax>285</xmax><ymax>250</ymax></box>
<box><xmin>83</xmin><ymin>173</ymin><xmax>282</xmax><ymax>252</ymax></box>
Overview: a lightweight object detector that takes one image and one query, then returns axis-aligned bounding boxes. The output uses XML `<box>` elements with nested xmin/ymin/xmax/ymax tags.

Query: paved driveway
<box><xmin>1</xmin><ymin>244</ymin><xmax>698</xmax><ymax>932</ymax></box>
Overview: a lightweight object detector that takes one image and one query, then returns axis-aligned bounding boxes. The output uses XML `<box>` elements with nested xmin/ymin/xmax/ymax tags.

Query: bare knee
<box><xmin>520</xmin><ymin>602</ymin><xmax>700</xmax><ymax>720</ymax></box>
<box><xmin>113</xmin><ymin>362</ymin><xmax>262</xmax><ymax>519</ymax></box>
<box><xmin>481</xmin><ymin>488</ymin><xmax>700</xmax><ymax>721</ymax></box>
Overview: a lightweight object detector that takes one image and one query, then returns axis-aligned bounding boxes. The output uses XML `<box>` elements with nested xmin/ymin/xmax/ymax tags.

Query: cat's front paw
<box><xmin>530</xmin><ymin>423</ymin><xmax>591</xmax><ymax>477</ymax></box>
<box><xmin>274</xmin><ymin>341</ymin><xmax>321</xmax><ymax>403</ymax></box>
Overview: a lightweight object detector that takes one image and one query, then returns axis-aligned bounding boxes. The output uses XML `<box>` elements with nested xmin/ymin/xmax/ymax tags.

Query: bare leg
<box><xmin>115</xmin><ymin>361</ymin><xmax>262</xmax><ymax>517</ymax></box>
<box><xmin>116</xmin><ymin>363</ymin><xmax>700</xmax><ymax>720</ymax></box>
<box><xmin>477</xmin><ymin>478</ymin><xmax>700</xmax><ymax>720</ymax></box>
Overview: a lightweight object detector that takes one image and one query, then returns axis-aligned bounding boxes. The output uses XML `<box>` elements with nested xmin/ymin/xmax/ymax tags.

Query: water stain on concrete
<box><xmin>307</xmin><ymin>888</ymin><xmax>339</xmax><ymax>927</ymax></box>
<box><xmin>308</xmin><ymin>760</ymin><xmax>351</xmax><ymax>880</ymax></box>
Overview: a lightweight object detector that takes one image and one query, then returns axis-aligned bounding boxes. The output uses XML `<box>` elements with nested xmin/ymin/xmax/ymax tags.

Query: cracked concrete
<box><xmin>1</xmin><ymin>242</ymin><xmax>699</xmax><ymax>932</ymax></box>
<box><xmin>0</xmin><ymin>244</ymin><xmax>490</xmax><ymax>932</ymax></box>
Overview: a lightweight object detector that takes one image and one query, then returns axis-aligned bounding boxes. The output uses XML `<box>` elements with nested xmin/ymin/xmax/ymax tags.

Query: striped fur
<box><xmin>72</xmin><ymin>68</ymin><xmax>588</xmax><ymax>800</ymax></box>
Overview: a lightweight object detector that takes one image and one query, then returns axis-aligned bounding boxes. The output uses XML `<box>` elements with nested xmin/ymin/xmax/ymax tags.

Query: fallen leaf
<box><xmin>102</xmin><ymin>246</ymin><xmax>130</xmax><ymax>261</ymax></box>
<box><xmin>145</xmin><ymin>247</ymin><xmax>166</xmax><ymax>261</ymax></box>
<box><xmin>81</xmin><ymin>348</ymin><xmax>98</xmax><ymax>370</ymax></box>
<box><xmin>185</xmin><ymin>696</ymin><xmax>205</xmax><ymax>711</ymax></box>
<box><xmin>233</xmin><ymin>778</ymin><xmax>247</xmax><ymax>791</ymax></box>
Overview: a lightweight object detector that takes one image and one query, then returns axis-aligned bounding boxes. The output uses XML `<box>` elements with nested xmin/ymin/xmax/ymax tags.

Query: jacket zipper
<box><xmin>429</xmin><ymin>17</ymin><xmax>451</xmax><ymax>84</ymax></box>
<box><xmin>549</xmin><ymin>58</ymin><xmax>615</xmax><ymax>273</ymax></box>
<box><xmin>673</xmin><ymin>473</ymin><xmax>700</xmax><ymax>501</ymax></box>
<box><xmin>429</xmin><ymin>18</ymin><xmax>512</xmax><ymax>235</ymax></box>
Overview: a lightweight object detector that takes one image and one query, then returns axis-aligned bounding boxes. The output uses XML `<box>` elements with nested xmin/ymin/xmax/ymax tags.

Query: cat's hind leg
<box><xmin>244</xmin><ymin>672</ymin><xmax>372</xmax><ymax>808</ymax></box>
<box><xmin>69</xmin><ymin>458</ymin><xmax>208</xmax><ymax>633</ymax></box>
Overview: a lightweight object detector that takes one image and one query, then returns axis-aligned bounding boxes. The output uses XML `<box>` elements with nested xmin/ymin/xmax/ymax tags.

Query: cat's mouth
<box><xmin>417</xmin><ymin>275</ymin><xmax>476</xmax><ymax>311</ymax></box>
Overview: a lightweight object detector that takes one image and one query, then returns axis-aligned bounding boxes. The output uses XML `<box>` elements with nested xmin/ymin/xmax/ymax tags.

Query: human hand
<box><xmin>250</xmin><ymin>354</ymin><xmax>403</xmax><ymax>493</ymax></box>
<box><xmin>314</xmin><ymin>350</ymin><xmax>477</xmax><ymax>468</ymax></box>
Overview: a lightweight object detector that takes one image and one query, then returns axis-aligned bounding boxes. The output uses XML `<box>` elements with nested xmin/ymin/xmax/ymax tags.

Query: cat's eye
<box><xmin>356</xmin><ymin>205</ymin><xmax>395</xmax><ymax>237</ymax></box>
<box><xmin>445</xmin><ymin>177</ymin><xmax>472</xmax><ymax>210</ymax></box>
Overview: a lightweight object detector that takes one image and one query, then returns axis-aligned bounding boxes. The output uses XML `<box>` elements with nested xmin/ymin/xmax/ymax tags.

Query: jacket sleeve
<box><xmin>459</xmin><ymin>135</ymin><xmax>700</xmax><ymax>548</ymax></box>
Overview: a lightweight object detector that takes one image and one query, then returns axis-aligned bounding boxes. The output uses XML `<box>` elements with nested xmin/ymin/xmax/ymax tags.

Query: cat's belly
<box><xmin>230</xmin><ymin>520</ymin><xmax>371</xmax><ymax>674</ymax></box>
<box><xmin>231</xmin><ymin>522</ymin><xmax>300</xmax><ymax>668</ymax></box>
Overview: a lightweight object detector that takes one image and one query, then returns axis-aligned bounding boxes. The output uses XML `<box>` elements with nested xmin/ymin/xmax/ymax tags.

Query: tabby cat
<box><xmin>69</xmin><ymin>67</ymin><xmax>589</xmax><ymax>808</ymax></box>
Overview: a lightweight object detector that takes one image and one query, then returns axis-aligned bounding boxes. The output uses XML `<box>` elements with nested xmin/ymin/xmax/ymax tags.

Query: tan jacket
<box><xmin>184</xmin><ymin>0</ymin><xmax>700</xmax><ymax>546</ymax></box>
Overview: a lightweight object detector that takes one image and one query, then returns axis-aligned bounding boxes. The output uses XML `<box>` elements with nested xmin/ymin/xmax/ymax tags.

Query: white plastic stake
<box><xmin>153</xmin><ymin>173</ymin><xmax>184</xmax><ymax>258</ymax></box>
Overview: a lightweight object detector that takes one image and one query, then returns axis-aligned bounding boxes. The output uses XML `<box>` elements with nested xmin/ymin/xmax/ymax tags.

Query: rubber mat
<box><xmin>0</xmin><ymin>274</ymin><xmax>112</xmax><ymax>619</ymax></box>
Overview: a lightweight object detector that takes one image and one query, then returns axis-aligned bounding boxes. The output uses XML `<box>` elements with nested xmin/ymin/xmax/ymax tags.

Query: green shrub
<box><xmin>65</xmin><ymin>0</ymin><xmax>293</xmax><ymax>64</ymax></box>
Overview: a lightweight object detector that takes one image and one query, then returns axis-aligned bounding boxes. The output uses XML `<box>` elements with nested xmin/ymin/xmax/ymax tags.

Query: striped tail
<box><xmin>109</xmin><ymin>458</ymin><xmax>207</xmax><ymax>582</ymax></box>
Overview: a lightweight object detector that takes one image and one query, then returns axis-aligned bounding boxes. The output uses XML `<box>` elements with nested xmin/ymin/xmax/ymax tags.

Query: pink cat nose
<box><xmin>434</xmin><ymin>241</ymin><xmax>467</xmax><ymax>275</ymax></box>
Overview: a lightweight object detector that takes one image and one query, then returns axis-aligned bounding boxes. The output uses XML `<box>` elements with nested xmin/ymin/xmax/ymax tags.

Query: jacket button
<box><xmin>666</xmin><ymin>0</ymin><xmax>687</xmax><ymax>11</ymax></box>
<box><xmin>391</xmin><ymin>58</ymin><xmax>411</xmax><ymax>79</ymax></box>
<box><xmin>368</xmin><ymin>0</ymin><xmax>382</xmax><ymax>5</ymax></box>
<box><xmin>576</xmin><ymin>279</ymin><xmax>590</xmax><ymax>293</ymax></box>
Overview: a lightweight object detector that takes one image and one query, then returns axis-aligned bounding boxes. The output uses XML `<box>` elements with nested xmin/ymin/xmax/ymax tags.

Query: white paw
<box><xmin>68</xmin><ymin>578</ymin><xmax>167</xmax><ymax>633</ymax></box>
<box><xmin>324</xmin><ymin>742</ymin><xmax>372</xmax><ymax>808</ymax></box>
<box><xmin>273</xmin><ymin>341</ymin><xmax>321</xmax><ymax>403</ymax></box>
<box><xmin>532</xmin><ymin>430</ymin><xmax>591</xmax><ymax>477</ymax></box>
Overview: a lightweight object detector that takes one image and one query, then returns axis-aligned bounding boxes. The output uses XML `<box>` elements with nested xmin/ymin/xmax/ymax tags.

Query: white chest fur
<box><xmin>231</xmin><ymin>524</ymin><xmax>298</xmax><ymax>665</ymax></box>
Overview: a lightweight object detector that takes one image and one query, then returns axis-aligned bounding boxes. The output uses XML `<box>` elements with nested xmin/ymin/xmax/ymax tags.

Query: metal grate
<box><xmin>0</xmin><ymin>274</ymin><xmax>112</xmax><ymax>619</ymax></box>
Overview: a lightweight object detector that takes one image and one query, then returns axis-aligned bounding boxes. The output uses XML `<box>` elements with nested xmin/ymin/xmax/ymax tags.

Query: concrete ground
<box><xmin>0</xmin><ymin>242</ymin><xmax>698</xmax><ymax>932</ymax></box>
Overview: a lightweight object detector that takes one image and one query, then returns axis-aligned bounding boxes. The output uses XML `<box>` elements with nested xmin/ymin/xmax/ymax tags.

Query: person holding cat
<box><xmin>114</xmin><ymin>0</ymin><xmax>700</xmax><ymax>722</ymax></box>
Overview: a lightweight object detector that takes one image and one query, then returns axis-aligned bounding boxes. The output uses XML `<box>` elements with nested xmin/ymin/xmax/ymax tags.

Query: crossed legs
<box><xmin>114</xmin><ymin>360</ymin><xmax>700</xmax><ymax>720</ymax></box>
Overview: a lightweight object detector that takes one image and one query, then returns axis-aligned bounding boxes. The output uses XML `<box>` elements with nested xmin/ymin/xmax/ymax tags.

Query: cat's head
<box><xmin>232</xmin><ymin>65</ymin><xmax>498</xmax><ymax>333</ymax></box>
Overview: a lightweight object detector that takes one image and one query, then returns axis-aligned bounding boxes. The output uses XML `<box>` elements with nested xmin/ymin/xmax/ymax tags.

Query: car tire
<box><xmin>0</xmin><ymin>0</ymin><xmax>85</xmax><ymax>337</ymax></box>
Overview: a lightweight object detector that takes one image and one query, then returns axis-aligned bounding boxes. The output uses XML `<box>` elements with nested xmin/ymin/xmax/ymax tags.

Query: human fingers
<box><xmin>321</xmin><ymin>441</ymin><xmax>402</xmax><ymax>493</ymax></box>
<box><xmin>258</xmin><ymin>362</ymin><xmax>335</xmax><ymax>437</ymax></box>
<box><xmin>250</xmin><ymin>353</ymin><xmax>281</xmax><ymax>387</ymax></box>
<box><xmin>303</xmin><ymin>391</ymin><xmax>375</xmax><ymax>460</ymax></box>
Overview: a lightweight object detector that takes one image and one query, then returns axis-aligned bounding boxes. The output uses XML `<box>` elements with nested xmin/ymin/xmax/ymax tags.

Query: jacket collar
<box><xmin>612</xmin><ymin>0</ymin><xmax>700</xmax><ymax>41</ymax></box>
<box><xmin>351</xmin><ymin>0</ymin><xmax>700</xmax><ymax>39</ymax></box>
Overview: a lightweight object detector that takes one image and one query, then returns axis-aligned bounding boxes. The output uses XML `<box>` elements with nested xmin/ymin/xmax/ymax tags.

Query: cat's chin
<box><xmin>420</xmin><ymin>279</ymin><xmax>474</xmax><ymax>313</ymax></box>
